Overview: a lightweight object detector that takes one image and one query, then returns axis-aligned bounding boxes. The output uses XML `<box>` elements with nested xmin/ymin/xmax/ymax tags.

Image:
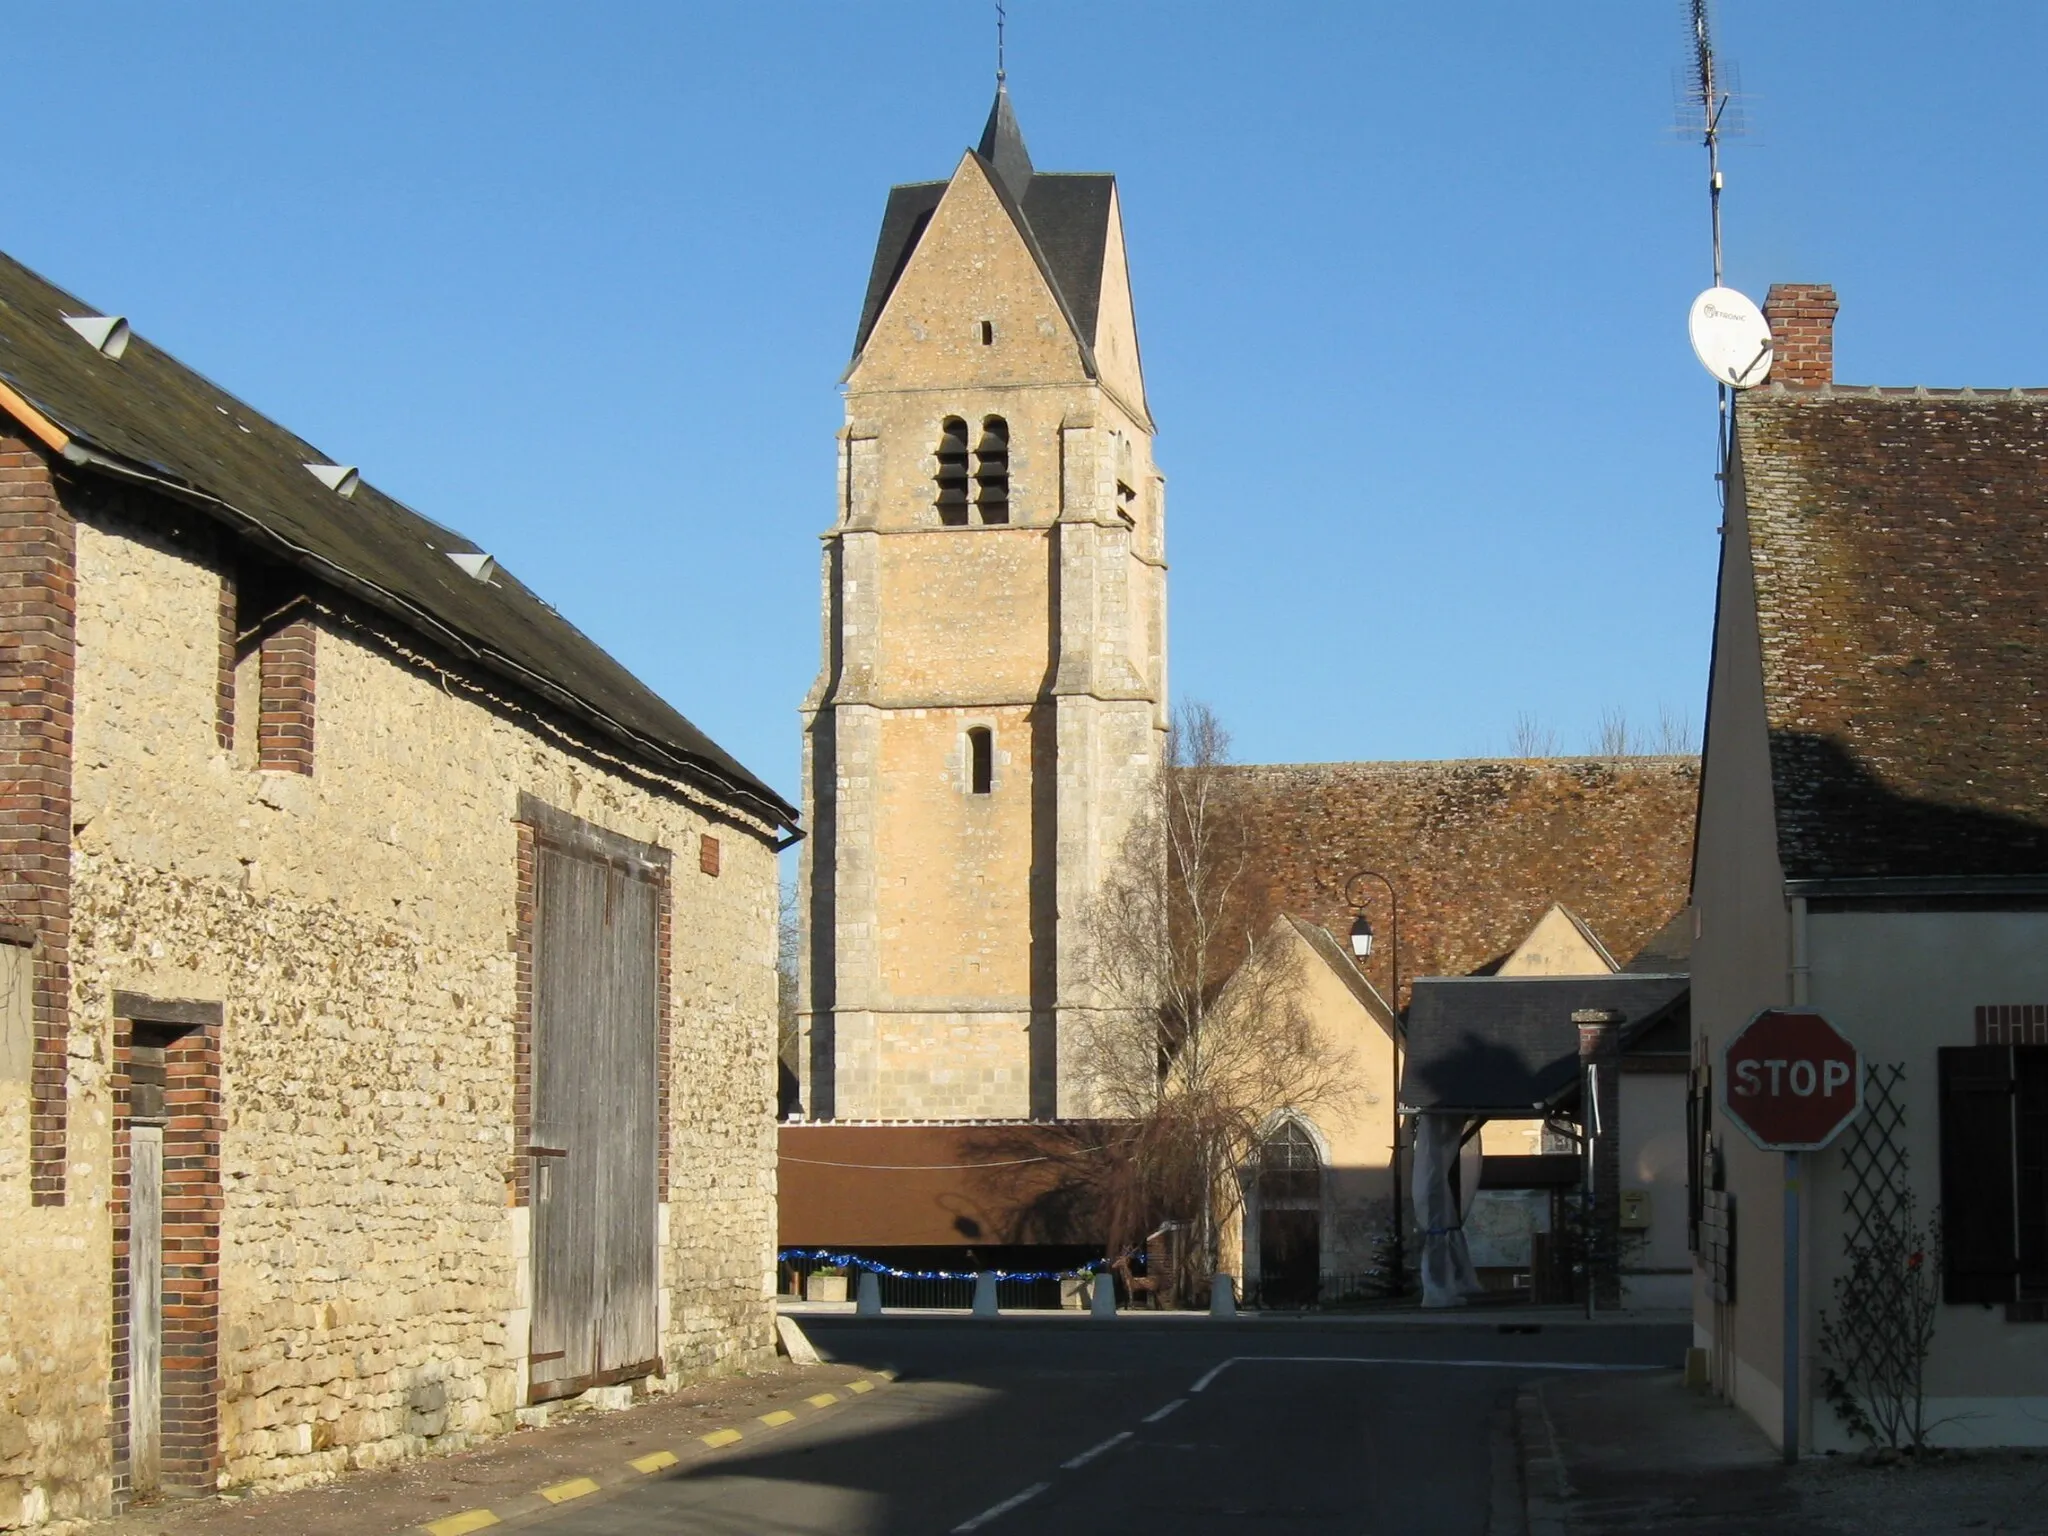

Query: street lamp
<box><xmin>1346</xmin><ymin>871</ymin><xmax>1406</xmax><ymax>1297</ymax></box>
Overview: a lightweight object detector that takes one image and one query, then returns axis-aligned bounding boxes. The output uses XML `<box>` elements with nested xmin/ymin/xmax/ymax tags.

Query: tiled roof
<box><xmin>1621</xmin><ymin>908</ymin><xmax>1692</xmax><ymax>973</ymax></box>
<box><xmin>1225</xmin><ymin>758</ymin><xmax>1698</xmax><ymax>1008</ymax></box>
<box><xmin>1736</xmin><ymin>387</ymin><xmax>2048</xmax><ymax>881</ymax></box>
<box><xmin>0</xmin><ymin>249</ymin><xmax>798</xmax><ymax>830</ymax></box>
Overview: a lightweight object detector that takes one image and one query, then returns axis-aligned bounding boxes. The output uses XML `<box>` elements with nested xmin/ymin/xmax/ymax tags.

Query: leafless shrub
<box><xmin>1592</xmin><ymin>705</ymin><xmax>1633</xmax><ymax>757</ymax></box>
<box><xmin>1651</xmin><ymin>706</ymin><xmax>1696</xmax><ymax>755</ymax></box>
<box><xmin>1511</xmin><ymin>712</ymin><xmax>1559</xmax><ymax>758</ymax></box>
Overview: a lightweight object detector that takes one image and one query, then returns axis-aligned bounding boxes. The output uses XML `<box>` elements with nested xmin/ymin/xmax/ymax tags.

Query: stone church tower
<box><xmin>798</xmin><ymin>86</ymin><xmax>1166</xmax><ymax>1122</ymax></box>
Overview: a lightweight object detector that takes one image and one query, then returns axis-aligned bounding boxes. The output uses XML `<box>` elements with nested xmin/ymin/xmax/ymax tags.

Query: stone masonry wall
<box><xmin>0</xmin><ymin>480</ymin><xmax>779</xmax><ymax>1522</ymax></box>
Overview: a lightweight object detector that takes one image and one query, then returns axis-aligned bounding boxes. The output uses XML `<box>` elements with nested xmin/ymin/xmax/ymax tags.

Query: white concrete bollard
<box><xmin>856</xmin><ymin>1269</ymin><xmax>882</xmax><ymax>1316</ymax></box>
<box><xmin>1090</xmin><ymin>1272</ymin><xmax>1118</xmax><ymax>1319</ymax></box>
<box><xmin>972</xmin><ymin>1270</ymin><xmax>1000</xmax><ymax>1317</ymax></box>
<box><xmin>1209</xmin><ymin>1274</ymin><xmax>1237</xmax><ymax>1318</ymax></box>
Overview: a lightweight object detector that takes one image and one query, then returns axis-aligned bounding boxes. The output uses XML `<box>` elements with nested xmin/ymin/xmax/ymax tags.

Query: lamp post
<box><xmin>1346</xmin><ymin>871</ymin><xmax>1405</xmax><ymax>1296</ymax></box>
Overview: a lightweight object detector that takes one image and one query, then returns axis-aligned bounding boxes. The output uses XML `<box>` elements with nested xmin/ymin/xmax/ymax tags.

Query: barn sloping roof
<box><xmin>1401</xmin><ymin>974</ymin><xmax>1689</xmax><ymax>1116</ymax></box>
<box><xmin>0</xmin><ymin>248</ymin><xmax>797</xmax><ymax>830</ymax></box>
<box><xmin>1735</xmin><ymin>388</ymin><xmax>2048</xmax><ymax>884</ymax></box>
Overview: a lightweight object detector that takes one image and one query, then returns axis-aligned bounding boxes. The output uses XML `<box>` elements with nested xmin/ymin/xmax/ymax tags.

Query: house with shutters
<box><xmin>0</xmin><ymin>248</ymin><xmax>799</xmax><ymax>1525</ymax></box>
<box><xmin>1690</xmin><ymin>283</ymin><xmax>2048</xmax><ymax>1449</ymax></box>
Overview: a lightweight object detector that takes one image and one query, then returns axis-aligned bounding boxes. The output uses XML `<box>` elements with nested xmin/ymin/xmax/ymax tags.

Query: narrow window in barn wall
<box><xmin>967</xmin><ymin>727</ymin><xmax>993</xmax><ymax>795</ymax></box>
<box><xmin>257</xmin><ymin>621</ymin><xmax>316</xmax><ymax>773</ymax></box>
<box><xmin>974</xmin><ymin>417</ymin><xmax>1010</xmax><ymax>524</ymax></box>
<box><xmin>934</xmin><ymin>417</ymin><xmax>971</xmax><ymax>527</ymax></box>
<box><xmin>234</xmin><ymin>565</ymin><xmax>315</xmax><ymax>773</ymax></box>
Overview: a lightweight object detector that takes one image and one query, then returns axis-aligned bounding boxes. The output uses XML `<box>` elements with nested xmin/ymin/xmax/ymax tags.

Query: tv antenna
<box><xmin>1677</xmin><ymin>1</ymin><xmax>1768</xmax><ymax>497</ymax></box>
<box><xmin>1687</xmin><ymin>0</ymin><xmax>1730</xmax><ymax>287</ymax></box>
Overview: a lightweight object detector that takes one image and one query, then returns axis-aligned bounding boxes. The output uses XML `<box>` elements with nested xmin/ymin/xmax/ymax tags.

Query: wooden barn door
<box><xmin>529</xmin><ymin>834</ymin><xmax>662</xmax><ymax>1401</ymax></box>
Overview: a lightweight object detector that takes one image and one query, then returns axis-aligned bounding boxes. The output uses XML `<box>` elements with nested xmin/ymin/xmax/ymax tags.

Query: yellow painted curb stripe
<box><xmin>539</xmin><ymin>1476</ymin><xmax>600</xmax><ymax>1504</ymax></box>
<box><xmin>701</xmin><ymin>1427</ymin><xmax>743</xmax><ymax>1448</ymax></box>
<box><xmin>630</xmin><ymin>1450</ymin><xmax>678</xmax><ymax>1473</ymax></box>
<box><xmin>758</xmin><ymin>1409</ymin><xmax>797</xmax><ymax>1427</ymax></box>
<box><xmin>424</xmin><ymin>1512</ymin><xmax>500</xmax><ymax>1536</ymax></box>
<box><xmin>806</xmin><ymin>1392</ymin><xmax>840</xmax><ymax>1408</ymax></box>
<box><xmin>873</xmin><ymin>1369</ymin><xmax>898</xmax><ymax>1381</ymax></box>
<box><xmin>847</xmin><ymin>1380</ymin><xmax>874</xmax><ymax>1394</ymax></box>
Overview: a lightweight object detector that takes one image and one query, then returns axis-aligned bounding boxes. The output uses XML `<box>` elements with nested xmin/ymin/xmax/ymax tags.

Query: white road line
<box><xmin>1191</xmin><ymin>1356</ymin><xmax>1663</xmax><ymax>1391</ymax></box>
<box><xmin>952</xmin><ymin>1481</ymin><xmax>1051</xmax><ymax>1532</ymax></box>
<box><xmin>1061</xmin><ymin>1430</ymin><xmax>1132</xmax><ymax>1469</ymax></box>
<box><xmin>1141</xmin><ymin>1397</ymin><xmax>1187</xmax><ymax>1423</ymax></box>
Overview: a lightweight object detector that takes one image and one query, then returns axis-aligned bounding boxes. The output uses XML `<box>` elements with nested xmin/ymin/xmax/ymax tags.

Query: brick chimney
<box><xmin>1764</xmin><ymin>283</ymin><xmax>1838</xmax><ymax>387</ymax></box>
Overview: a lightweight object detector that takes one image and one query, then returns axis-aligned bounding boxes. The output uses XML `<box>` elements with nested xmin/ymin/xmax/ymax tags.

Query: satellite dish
<box><xmin>1688</xmin><ymin>286</ymin><xmax>1773</xmax><ymax>388</ymax></box>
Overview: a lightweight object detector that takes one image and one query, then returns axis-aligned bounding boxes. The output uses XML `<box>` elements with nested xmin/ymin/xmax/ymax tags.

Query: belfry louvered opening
<box><xmin>934</xmin><ymin>417</ymin><xmax>971</xmax><ymax>526</ymax></box>
<box><xmin>974</xmin><ymin>417</ymin><xmax>1010</xmax><ymax>523</ymax></box>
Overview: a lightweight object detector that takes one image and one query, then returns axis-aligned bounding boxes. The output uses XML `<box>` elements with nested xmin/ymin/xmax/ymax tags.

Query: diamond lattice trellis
<box><xmin>1837</xmin><ymin>1061</ymin><xmax>1909</xmax><ymax>1254</ymax></box>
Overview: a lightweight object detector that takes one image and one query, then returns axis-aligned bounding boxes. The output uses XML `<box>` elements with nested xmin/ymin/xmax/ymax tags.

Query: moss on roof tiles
<box><xmin>0</xmin><ymin>248</ymin><xmax>796</xmax><ymax>829</ymax></box>
<box><xmin>1736</xmin><ymin>389</ymin><xmax>2048</xmax><ymax>880</ymax></box>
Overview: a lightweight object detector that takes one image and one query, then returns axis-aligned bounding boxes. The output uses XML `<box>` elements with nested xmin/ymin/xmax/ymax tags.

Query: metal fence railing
<box><xmin>778</xmin><ymin>1254</ymin><xmax>1077</xmax><ymax>1312</ymax></box>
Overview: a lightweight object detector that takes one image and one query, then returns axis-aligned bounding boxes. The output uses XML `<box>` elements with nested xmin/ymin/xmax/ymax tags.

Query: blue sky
<box><xmin>8</xmin><ymin>3</ymin><xmax>2046</xmax><ymax>800</ymax></box>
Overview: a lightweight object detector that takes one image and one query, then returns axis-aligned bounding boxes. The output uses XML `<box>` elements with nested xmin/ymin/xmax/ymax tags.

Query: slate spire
<box><xmin>976</xmin><ymin>83</ymin><xmax>1035</xmax><ymax>200</ymax></box>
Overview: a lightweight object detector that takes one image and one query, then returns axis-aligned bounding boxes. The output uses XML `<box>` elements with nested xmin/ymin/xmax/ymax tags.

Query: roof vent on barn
<box><xmin>446</xmin><ymin>551</ymin><xmax>495</xmax><ymax>582</ymax></box>
<box><xmin>62</xmin><ymin>314</ymin><xmax>130</xmax><ymax>359</ymax></box>
<box><xmin>304</xmin><ymin>462</ymin><xmax>360</xmax><ymax>498</ymax></box>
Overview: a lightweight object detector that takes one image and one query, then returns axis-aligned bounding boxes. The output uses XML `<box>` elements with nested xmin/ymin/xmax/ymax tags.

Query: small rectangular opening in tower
<box><xmin>968</xmin><ymin>727</ymin><xmax>993</xmax><ymax>795</ymax></box>
<box><xmin>979</xmin><ymin>320</ymin><xmax>994</xmax><ymax>345</ymax></box>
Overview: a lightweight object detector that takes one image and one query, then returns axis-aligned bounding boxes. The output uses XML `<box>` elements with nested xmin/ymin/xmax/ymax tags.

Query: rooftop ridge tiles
<box><xmin>1227</xmin><ymin>754</ymin><xmax>1700</xmax><ymax>772</ymax></box>
<box><xmin>1752</xmin><ymin>382</ymin><xmax>2048</xmax><ymax>398</ymax></box>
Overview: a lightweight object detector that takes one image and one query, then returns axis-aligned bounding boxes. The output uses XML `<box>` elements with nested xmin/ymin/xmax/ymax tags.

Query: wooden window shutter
<box><xmin>2017</xmin><ymin>1047</ymin><xmax>2048</xmax><ymax>1297</ymax></box>
<box><xmin>1939</xmin><ymin>1044</ymin><xmax>2018</xmax><ymax>1305</ymax></box>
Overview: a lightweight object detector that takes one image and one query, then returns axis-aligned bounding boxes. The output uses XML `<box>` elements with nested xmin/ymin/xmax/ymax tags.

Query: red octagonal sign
<box><xmin>1722</xmin><ymin>1008</ymin><xmax>1862</xmax><ymax>1151</ymax></box>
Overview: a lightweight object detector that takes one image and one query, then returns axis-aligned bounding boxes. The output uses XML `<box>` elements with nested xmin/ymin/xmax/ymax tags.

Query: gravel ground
<box><xmin>1790</xmin><ymin>1449</ymin><xmax>2048</xmax><ymax>1534</ymax></box>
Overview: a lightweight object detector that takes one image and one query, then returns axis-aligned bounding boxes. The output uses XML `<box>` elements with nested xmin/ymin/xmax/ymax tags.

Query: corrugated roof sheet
<box><xmin>1736</xmin><ymin>388</ymin><xmax>2048</xmax><ymax>880</ymax></box>
<box><xmin>1402</xmin><ymin>974</ymin><xmax>1689</xmax><ymax>1114</ymax></box>
<box><xmin>0</xmin><ymin>248</ymin><xmax>796</xmax><ymax>830</ymax></box>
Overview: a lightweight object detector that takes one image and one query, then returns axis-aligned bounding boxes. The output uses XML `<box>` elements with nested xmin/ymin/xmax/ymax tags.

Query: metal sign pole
<box><xmin>1782</xmin><ymin>1149</ymin><xmax>1799</xmax><ymax>1464</ymax></box>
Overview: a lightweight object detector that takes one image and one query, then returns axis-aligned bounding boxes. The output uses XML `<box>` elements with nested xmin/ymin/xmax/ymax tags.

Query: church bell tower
<box><xmin>798</xmin><ymin>85</ymin><xmax>1166</xmax><ymax>1122</ymax></box>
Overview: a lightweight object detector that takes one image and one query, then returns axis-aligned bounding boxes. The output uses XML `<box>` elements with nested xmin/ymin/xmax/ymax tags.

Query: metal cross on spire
<box><xmin>996</xmin><ymin>0</ymin><xmax>1007</xmax><ymax>84</ymax></box>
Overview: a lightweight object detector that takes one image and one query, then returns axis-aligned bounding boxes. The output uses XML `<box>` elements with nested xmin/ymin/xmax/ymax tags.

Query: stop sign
<box><xmin>1722</xmin><ymin>1008</ymin><xmax>1862</xmax><ymax>1151</ymax></box>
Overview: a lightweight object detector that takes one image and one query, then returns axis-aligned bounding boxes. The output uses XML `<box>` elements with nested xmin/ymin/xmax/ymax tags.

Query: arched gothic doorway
<box><xmin>1255</xmin><ymin>1119</ymin><xmax>1323</xmax><ymax>1307</ymax></box>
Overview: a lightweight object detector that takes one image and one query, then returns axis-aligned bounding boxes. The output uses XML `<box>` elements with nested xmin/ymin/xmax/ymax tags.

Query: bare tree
<box><xmin>1651</xmin><ymin>705</ymin><xmax>1696</xmax><ymax>755</ymax></box>
<box><xmin>1071</xmin><ymin>701</ymin><xmax>1350</xmax><ymax>1299</ymax></box>
<box><xmin>1510</xmin><ymin>711</ymin><xmax>1559</xmax><ymax>758</ymax></box>
<box><xmin>1591</xmin><ymin>705</ymin><xmax>1633</xmax><ymax>758</ymax></box>
<box><xmin>776</xmin><ymin>880</ymin><xmax>801</xmax><ymax>1115</ymax></box>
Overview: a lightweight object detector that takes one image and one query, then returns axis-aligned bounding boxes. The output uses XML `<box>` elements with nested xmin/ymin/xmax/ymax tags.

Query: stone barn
<box><xmin>0</xmin><ymin>248</ymin><xmax>799</xmax><ymax>1525</ymax></box>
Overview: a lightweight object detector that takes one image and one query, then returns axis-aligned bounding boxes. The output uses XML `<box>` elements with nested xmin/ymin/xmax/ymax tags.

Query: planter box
<box><xmin>804</xmin><ymin>1273</ymin><xmax>849</xmax><ymax>1302</ymax></box>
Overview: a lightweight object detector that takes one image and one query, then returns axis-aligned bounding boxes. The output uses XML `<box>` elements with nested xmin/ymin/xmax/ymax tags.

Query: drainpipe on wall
<box><xmin>1787</xmin><ymin>893</ymin><xmax>1812</xmax><ymax>1459</ymax></box>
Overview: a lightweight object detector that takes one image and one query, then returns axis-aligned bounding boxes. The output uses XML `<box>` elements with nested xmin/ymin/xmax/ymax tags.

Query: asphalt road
<box><xmin>537</xmin><ymin>1315</ymin><xmax>1686</xmax><ymax>1536</ymax></box>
